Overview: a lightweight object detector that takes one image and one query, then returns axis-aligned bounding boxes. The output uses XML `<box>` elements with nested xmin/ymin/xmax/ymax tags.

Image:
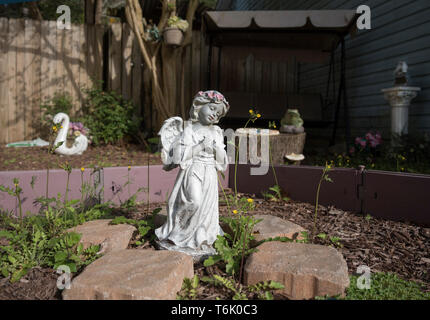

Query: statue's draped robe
<box><xmin>155</xmin><ymin>124</ymin><xmax>228</xmax><ymax>250</ymax></box>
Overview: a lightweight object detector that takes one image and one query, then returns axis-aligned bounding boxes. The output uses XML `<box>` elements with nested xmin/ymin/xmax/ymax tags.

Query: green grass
<box><xmin>345</xmin><ymin>273</ymin><xmax>430</xmax><ymax>300</ymax></box>
<box><xmin>316</xmin><ymin>273</ymin><xmax>430</xmax><ymax>300</ymax></box>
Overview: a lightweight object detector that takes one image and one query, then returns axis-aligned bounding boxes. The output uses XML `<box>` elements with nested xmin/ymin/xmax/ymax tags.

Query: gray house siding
<box><xmin>223</xmin><ymin>0</ymin><xmax>430</xmax><ymax>139</ymax></box>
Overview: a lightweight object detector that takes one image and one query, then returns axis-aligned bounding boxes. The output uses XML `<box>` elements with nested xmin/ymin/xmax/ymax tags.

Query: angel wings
<box><xmin>158</xmin><ymin>117</ymin><xmax>184</xmax><ymax>171</ymax></box>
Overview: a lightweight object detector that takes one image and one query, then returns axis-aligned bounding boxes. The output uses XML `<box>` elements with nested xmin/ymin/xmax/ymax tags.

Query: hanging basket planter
<box><xmin>163</xmin><ymin>27</ymin><xmax>184</xmax><ymax>46</ymax></box>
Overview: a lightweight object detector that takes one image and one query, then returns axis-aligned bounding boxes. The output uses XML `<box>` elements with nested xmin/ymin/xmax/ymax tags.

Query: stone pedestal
<box><xmin>382</xmin><ymin>86</ymin><xmax>420</xmax><ymax>143</ymax></box>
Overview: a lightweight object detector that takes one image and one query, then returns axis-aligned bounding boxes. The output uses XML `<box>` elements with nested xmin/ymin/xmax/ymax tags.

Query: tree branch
<box><xmin>125</xmin><ymin>0</ymin><xmax>153</xmax><ymax>72</ymax></box>
<box><xmin>158</xmin><ymin>0</ymin><xmax>169</xmax><ymax>32</ymax></box>
<box><xmin>95</xmin><ymin>0</ymin><xmax>103</xmax><ymax>25</ymax></box>
<box><xmin>28</xmin><ymin>2</ymin><xmax>43</xmax><ymax>20</ymax></box>
<box><xmin>181</xmin><ymin>0</ymin><xmax>199</xmax><ymax>47</ymax></box>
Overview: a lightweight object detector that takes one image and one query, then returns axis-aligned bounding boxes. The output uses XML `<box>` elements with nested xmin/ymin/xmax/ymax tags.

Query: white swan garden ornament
<box><xmin>53</xmin><ymin>112</ymin><xmax>88</xmax><ymax>155</ymax></box>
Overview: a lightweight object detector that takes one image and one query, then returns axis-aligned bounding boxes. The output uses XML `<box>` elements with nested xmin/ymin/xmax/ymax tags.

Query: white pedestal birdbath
<box><xmin>382</xmin><ymin>62</ymin><xmax>421</xmax><ymax>143</ymax></box>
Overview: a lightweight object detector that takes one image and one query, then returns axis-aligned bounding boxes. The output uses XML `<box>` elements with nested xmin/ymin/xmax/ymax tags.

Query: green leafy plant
<box><xmin>0</xmin><ymin>178</ymin><xmax>23</xmax><ymax>223</ymax></box>
<box><xmin>176</xmin><ymin>275</ymin><xmax>200</xmax><ymax>300</ymax></box>
<box><xmin>110</xmin><ymin>207</ymin><xmax>162</xmax><ymax>245</ymax></box>
<box><xmin>82</xmin><ymin>85</ymin><xmax>140</xmax><ymax>146</ymax></box>
<box><xmin>200</xmin><ymin>275</ymin><xmax>284</xmax><ymax>300</ymax></box>
<box><xmin>0</xmin><ymin>200</ymin><xmax>110</xmax><ymax>283</ymax></box>
<box><xmin>48</xmin><ymin>232</ymin><xmax>100</xmax><ymax>273</ymax></box>
<box><xmin>345</xmin><ymin>273</ymin><xmax>430</xmax><ymax>300</ymax></box>
<box><xmin>167</xmin><ymin>15</ymin><xmax>189</xmax><ymax>32</ymax></box>
<box><xmin>313</xmin><ymin>163</ymin><xmax>333</xmax><ymax>237</ymax></box>
<box><xmin>0</xmin><ymin>225</ymin><xmax>48</xmax><ymax>282</ymax></box>
<box><xmin>40</xmin><ymin>92</ymin><xmax>74</xmax><ymax>139</ymax></box>
<box><xmin>262</xmin><ymin>185</ymin><xmax>290</xmax><ymax>202</ymax></box>
<box><xmin>204</xmin><ymin>213</ymin><xmax>262</xmax><ymax>277</ymax></box>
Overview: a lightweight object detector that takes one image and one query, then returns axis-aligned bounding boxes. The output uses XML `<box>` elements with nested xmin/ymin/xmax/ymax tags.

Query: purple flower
<box><xmin>365</xmin><ymin>132</ymin><xmax>382</xmax><ymax>148</ymax></box>
<box><xmin>355</xmin><ymin>137</ymin><xmax>367</xmax><ymax>148</ymax></box>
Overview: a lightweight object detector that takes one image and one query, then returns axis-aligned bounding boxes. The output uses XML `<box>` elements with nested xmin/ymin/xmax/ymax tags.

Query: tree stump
<box><xmin>270</xmin><ymin>133</ymin><xmax>306</xmax><ymax>165</ymax></box>
<box><xmin>234</xmin><ymin>129</ymin><xmax>306</xmax><ymax>166</ymax></box>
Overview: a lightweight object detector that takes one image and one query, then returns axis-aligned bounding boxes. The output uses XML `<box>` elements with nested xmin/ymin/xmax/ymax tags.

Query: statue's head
<box><xmin>288</xmin><ymin>109</ymin><xmax>301</xmax><ymax>118</ymax></box>
<box><xmin>190</xmin><ymin>90</ymin><xmax>230</xmax><ymax>125</ymax></box>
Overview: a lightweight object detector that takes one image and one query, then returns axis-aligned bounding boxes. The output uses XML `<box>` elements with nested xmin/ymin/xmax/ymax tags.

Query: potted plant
<box><xmin>163</xmin><ymin>15</ymin><xmax>189</xmax><ymax>46</ymax></box>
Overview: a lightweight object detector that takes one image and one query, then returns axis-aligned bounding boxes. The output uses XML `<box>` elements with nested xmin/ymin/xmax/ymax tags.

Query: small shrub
<box><xmin>40</xmin><ymin>92</ymin><xmax>74</xmax><ymax>139</ymax></box>
<box><xmin>82</xmin><ymin>86</ymin><xmax>140</xmax><ymax>146</ymax></box>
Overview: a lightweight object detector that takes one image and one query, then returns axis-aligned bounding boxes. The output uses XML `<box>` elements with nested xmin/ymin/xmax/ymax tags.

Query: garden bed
<box><xmin>2</xmin><ymin>194</ymin><xmax>428</xmax><ymax>300</ymax></box>
<box><xmin>0</xmin><ymin>144</ymin><xmax>163</xmax><ymax>171</ymax></box>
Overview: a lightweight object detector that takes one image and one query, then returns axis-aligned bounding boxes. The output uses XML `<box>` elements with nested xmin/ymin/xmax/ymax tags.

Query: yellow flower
<box><xmin>249</xmin><ymin>109</ymin><xmax>254</xmax><ymax>114</ymax></box>
<box><xmin>257</xmin><ymin>114</ymin><xmax>261</xmax><ymax>118</ymax></box>
<box><xmin>401</xmin><ymin>167</ymin><xmax>405</xmax><ymax>172</ymax></box>
<box><xmin>233</xmin><ymin>210</ymin><xmax>238</xmax><ymax>214</ymax></box>
<box><xmin>81</xmin><ymin>167</ymin><xmax>85</xmax><ymax>172</ymax></box>
<box><xmin>327</xmin><ymin>165</ymin><xmax>332</xmax><ymax>169</ymax></box>
<box><xmin>52</xmin><ymin>126</ymin><xmax>57</xmax><ymax>132</ymax></box>
<box><xmin>247</xmin><ymin>198</ymin><xmax>254</xmax><ymax>203</ymax></box>
<box><xmin>60</xmin><ymin>126</ymin><xmax>63</xmax><ymax>129</ymax></box>
<box><xmin>128</xmin><ymin>166</ymin><xmax>131</xmax><ymax>170</ymax></box>
<box><xmin>273</xmin><ymin>125</ymin><xmax>276</xmax><ymax>128</ymax></box>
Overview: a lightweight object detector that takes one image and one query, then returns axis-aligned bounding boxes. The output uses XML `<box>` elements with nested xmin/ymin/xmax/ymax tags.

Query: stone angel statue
<box><xmin>155</xmin><ymin>90</ymin><xmax>230</xmax><ymax>259</ymax></box>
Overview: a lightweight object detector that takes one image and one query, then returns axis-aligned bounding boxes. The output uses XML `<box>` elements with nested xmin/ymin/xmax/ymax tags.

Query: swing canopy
<box><xmin>203</xmin><ymin>10</ymin><xmax>359</xmax><ymax>54</ymax></box>
<box><xmin>202</xmin><ymin>10</ymin><xmax>359</xmax><ymax>146</ymax></box>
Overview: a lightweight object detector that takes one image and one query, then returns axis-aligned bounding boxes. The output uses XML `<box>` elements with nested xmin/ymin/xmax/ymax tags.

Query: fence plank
<box><xmin>86</xmin><ymin>24</ymin><xmax>95</xmax><ymax>89</ymax></box>
<box><xmin>14</xmin><ymin>19</ymin><xmax>26</xmax><ymax>142</ymax></box>
<box><xmin>63</xmin><ymin>23</ymin><xmax>73</xmax><ymax>106</ymax></box>
<box><xmin>78</xmin><ymin>24</ymin><xmax>87</xmax><ymax>106</ymax></box>
<box><xmin>121</xmin><ymin>23</ymin><xmax>133</xmax><ymax>100</ymax></box>
<box><xmin>109</xmin><ymin>23</ymin><xmax>122</xmax><ymax>93</ymax></box>
<box><xmin>0</xmin><ymin>18</ymin><xmax>9</xmax><ymax>144</ymax></box>
<box><xmin>94</xmin><ymin>25</ymin><xmax>104</xmax><ymax>83</ymax></box>
<box><xmin>32</xmin><ymin>20</ymin><xmax>41</xmax><ymax>138</ymax></box>
<box><xmin>200</xmin><ymin>31</ymin><xmax>207</xmax><ymax>90</ymax></box>
<box><xmin>56</xmin><ymin>24</ymin><xmax>66</xmax><ymax>98</ymax></box>
<box><xmin>192</xmin><ymin>30</ymin><xmax>201</xmax><ymax>95</ymax></box>
<box><xmin>254</xmin><ymin>59</ymin><xmax>262</xmax><ymax>93</ymax></box>
<box><xmin>24</xmin><ymin>19</ymin><xmax>41</xmax><ymax>139</ymax></box>
<box><xmin>71</xmin><ymin>24</ymin><xmax>82</xmax><ymax>116</ymax></box>
<box><xmin>131</xmin><ymin>34</ymin><xmax>142</xmax><ymax>117</ymax></box>
<box><xmin>46</xmin><ymin>21</ymin><xmax>57</xmax><ymax>102</ymax></box>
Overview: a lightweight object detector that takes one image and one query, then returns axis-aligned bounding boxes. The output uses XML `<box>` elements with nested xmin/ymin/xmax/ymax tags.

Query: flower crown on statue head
<box><xmin>195</xmin><ymin>90</ymin><xmax>229</xmax><ymax>108</ymax></box>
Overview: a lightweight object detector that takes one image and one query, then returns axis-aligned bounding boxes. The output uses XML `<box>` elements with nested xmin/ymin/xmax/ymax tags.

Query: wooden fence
<box><xmin>104</xmin><ymin>23</ymin><xmax>210</xmax><ymax>131</ymax></box>
<box><xmin>0</xmin><ymin>18</ymin><xmax>211</xmax><ymax>144</ymax></box>
<box><xmin>0</xmin><ymin>18</ymin><xmax>301</xmax><ymax>144</ymax></box>
<box><xmin>0</xmin><ymin>18</ymin><xmax>104</xmax><ymax>144</ymax></box>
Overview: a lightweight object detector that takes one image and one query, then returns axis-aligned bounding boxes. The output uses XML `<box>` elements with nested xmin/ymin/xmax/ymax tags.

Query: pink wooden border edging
<box><xmin>0</xmin><ymin>165</ymin><xmax>230</xmax><ymax>216</ymax></box>
<box><xmin>231</xmin><ymin>164</ymin><xmax>430</xmax><ymax>227</ymax></box>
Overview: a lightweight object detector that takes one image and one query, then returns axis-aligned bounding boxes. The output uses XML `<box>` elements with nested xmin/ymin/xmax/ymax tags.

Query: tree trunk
<box><xmin>95</xmin><ymin>0</ymin><xmax>103</xmax><ymax>25</ymax></box>
<box><xmin>125</xmin><ymin>0</ymin><xmax>199</xmax><ymax>131</ymax></box>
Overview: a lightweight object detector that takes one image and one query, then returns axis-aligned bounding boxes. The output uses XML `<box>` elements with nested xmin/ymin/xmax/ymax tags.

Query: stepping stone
<box><xmin>252</xmin><ymin>215</ymin><xmax>306</xmax><ymax>244</ymax></box>
<box><xmin>63</xmin><ymin>249</ymin><xmax>194</xmax><ymax>300</ymax></box>
<box><xmin>244</xmin><ymin>242</ymin><xmax>349</xmax><ymax>300</ymax></box>
<box><xmin>67</xmin><ymin>219</ymin><xmax>136</xmax><ymax>253</ymax></box>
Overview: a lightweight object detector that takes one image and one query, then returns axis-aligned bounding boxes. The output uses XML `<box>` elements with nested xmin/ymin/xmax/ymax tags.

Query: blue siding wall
<box><xmin>228</xmin><ymin>0</ymin><xmax>430</xmax><ymax>138</ymax></box>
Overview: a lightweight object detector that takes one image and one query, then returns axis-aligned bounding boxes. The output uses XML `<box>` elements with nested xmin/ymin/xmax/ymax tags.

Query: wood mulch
<box><xmin>0</xmin><ymin>193</ymin><xmax>429</xmax><ymax>300</ymax></box>
<box><xmin>0</xmin><ymin>267</ymin><xmax>62</xmax><ymax>300</ymax></box>
<box><xmin>0</xmin><ymin>144</ymin><xmax>162</xmax><ymax>171</ymax></box>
